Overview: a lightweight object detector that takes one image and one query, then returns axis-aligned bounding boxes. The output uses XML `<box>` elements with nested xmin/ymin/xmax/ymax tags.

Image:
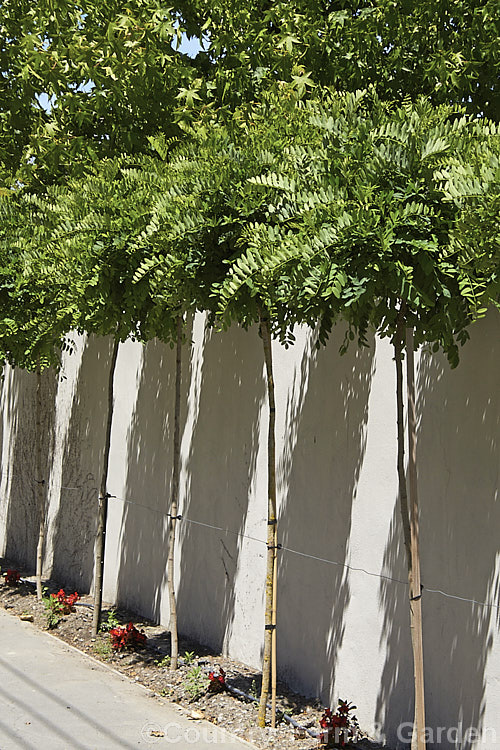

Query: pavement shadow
<box><xmin>0</xmin><ymin>656</ymin><xmax>139</xmax><ymax>749</ymax></box>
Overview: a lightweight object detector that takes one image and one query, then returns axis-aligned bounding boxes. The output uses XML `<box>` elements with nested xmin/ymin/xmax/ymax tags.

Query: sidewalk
<box><xmin>0</xmin><ymin>608</ymin><xmax>255</xmax><ymax>749</ymax></box>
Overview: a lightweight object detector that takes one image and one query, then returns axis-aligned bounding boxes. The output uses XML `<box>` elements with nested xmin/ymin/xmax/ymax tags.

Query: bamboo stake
<box><xmin>35</xmin><ymin>363</ymin><xmax>46</xmax><ymax>601</ymax></box>
<box><xmin>258</xmin><ymin>310</ymin><xmax>278</xmax><ymax>728</ymax></box>
<box><xmin>406</xmin><ymin>327</ymin><xmax>426</xmax><ymax>750</ymax></box>
<box><xmin>92</xmin><ymin>337</ymin><xmax>120</xmax><ymax>637</ymax></box>
<box><xmin>271</xmin><ymin>526</ymin><xmax>278</xmax><ymax>728</ymax></box>
<box><xmin>167</xmin><ymin>314</ymin><xmax>183</xmax><ymax>670</ymax></box>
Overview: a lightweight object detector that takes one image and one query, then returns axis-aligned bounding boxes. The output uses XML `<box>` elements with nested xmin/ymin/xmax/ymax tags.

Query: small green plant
<box><xmin>93</xmin><ymin>640</ymin><xmax>112</xmax><ymax>659</ymax></box>
<box><xmin>183</xmin><ymin>650</ymin><xmax>195</xmax><ymax>665</ymax></box>
<box><xmin>183</xmin><ymin>666</ymin><xmax>206</xmax><ymax>702</ymax></box>
<box><xmin>100</xmin><ymin>608</ymin><xmax>120</xmax><ymax>632</ymax></box>
<box><xmin>156</xmin><ymin>655</ymin><xmax>171</xmax><ymax>668</ymax></box>
<box><xmin>42</xmin><ymin>589</ymin><xmax>64</xmax><ymax>629</ymax></box>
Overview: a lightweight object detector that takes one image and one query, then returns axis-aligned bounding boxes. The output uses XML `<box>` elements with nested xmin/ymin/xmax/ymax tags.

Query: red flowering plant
<box><xmin>319</xmin><ymin>700</ymin><xmax>359</xmax><ymax>747</ymax></box>
<box><xmin>109</xmin><ymin>622</ymin><xmax>147</xmax><ymax>651</ymax></box>
<box><xmin>4</xmin><ymin>569</ymin><xmax>21</xmax><ymax>586</ymax></box>
<box><xmin>51</xmin><ymin>589</ymin><xmax>80</xmax><ymax>614</ymax></box>
<box><xmin>207</xmin><ymin>667</ymin><xmax>226</xmax><ymax>694</ymax></box>
<box><xmin>42</xmin><ymin>588</ymin><xmax>79</xmax><ymax>629</ymax></box>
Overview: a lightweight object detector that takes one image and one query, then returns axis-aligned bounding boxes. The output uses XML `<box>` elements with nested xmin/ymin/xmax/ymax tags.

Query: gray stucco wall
<box><xmin>1</xmin><ymin>311</ymin><xmax>499</xmax><ymax>748</ymax></box>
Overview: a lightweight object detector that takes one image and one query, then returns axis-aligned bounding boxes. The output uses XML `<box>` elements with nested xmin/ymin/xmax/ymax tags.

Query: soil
<box><xmin>0</xmin><ymin>558</ymin><xmax>383</xmax><ymax>750</ymax></box>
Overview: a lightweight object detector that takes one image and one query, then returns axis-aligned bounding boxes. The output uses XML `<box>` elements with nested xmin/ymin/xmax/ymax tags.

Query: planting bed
<box><xmin>0</xmin><ymin>557</ymin><xmax>383</xmax><ymax>750</ymax></box>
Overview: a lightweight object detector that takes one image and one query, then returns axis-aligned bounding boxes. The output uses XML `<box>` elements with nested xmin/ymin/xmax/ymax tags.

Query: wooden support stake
<box><xmin>271</xmin><ymin>527</ymin><xmax>278</xmax><ymax>728</ymax></box>
<box><xmin>167</xmin><ymin>314</ymin><xmax>183</xmax><ymax>670</ymax></box>
<box><xmin>258</xmin><ymin>310</ymin><xmax>278</xmax><ymax>728</ymax></box>
<box><xmin>405</xmin><ymin>327</ymin><xmax>426</xmax><ymax>750</ymax></box>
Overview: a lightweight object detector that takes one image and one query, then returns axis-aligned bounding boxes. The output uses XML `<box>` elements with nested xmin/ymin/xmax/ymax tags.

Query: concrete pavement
<box><xmin>0</xmin><ymin>609</ymin><xmax>255</xmax><ymax>750</ymax></box>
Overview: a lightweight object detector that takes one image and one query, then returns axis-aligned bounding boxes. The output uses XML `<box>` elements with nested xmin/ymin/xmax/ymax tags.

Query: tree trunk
<box><xmin>167</xmin><ymin>314</ymin><xmax>183</xmax><ymax>670</ymax></box>
<box><xmin>406</xmin><ymin>327</ymin><xmax>426</xmax><ymax>750</ymax></box>
<box><xmin>92</xmin><ymin>337</ymin><xmax>120</xmax><ymax>637</ymax></box>
<box><xmin>35</xmin><ymin>364</ymin><xmax>46</xmax><ymax>601</ymax></box>
<box><xmin>394</xmin><ymin>313</ymin><xmax>411</xmax><ymax>568</ymax></box>
<box><xmin>258</xmin><ymin>310</ymin><xmax>278</xmax><ymax>728</ymax></box>
<box><xmin>393</xmin><ymin>318</ymin><xmax>426</xmax><ymax>750</ymax></box>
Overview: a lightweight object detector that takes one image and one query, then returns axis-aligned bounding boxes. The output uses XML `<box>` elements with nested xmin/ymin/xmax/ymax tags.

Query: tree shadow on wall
<box><xmin>277</xmin><ymin>327</ymin><xmax>374</xmax><ymax>702</ymax></box>
<box><xmin>175</xmin><ymin>323</ymin><xmax>265</xmax><ymax>653</ymax></box>
<box><xmin>50</xmin><ymin>336</ymin><xmax>115</xmax><ymax>593</ymax></box>
<box><xmin>376</xmin><ymin>312</ymin><xmax>500</xmax><ymax>749</ymax></box>
<box><xmin>3</xmin><ymin>367</ymin><xmax>57</xmax><ymax>570</ymax></box>
<box><xmin>116</xmin><ymin>335</ymin><xmax>189</xmax><ymax>624</ymax></box>
<box><xmin>375</xmin><ymin>505</ymin><xmax>413</xmax><ymax>747</ymax></box>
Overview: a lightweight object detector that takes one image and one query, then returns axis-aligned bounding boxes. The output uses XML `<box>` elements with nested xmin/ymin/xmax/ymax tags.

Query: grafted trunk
<box><xmin>257</xmin><ymin>310</ymin><xmax>278</xmax><ymax>728</ymax></box>
<box><xmin>167</xmin><ymin>314</ymin><xmax>183</xmax><ymax>670</ymax></box>
<box><xmin>92</xmin><ymin>337</ymin><xmax>120</xmax><ymax>637</ymax></box>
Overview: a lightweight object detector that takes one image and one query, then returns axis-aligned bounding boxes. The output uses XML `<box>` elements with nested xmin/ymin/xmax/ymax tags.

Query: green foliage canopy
<box><xmin>0</xmin><ymin>0</ymin><xmax>197</xmax><ymax>187</ymax></box>
<box><xmin>183</xmin><ymin>1</ymin><xmax>499</xmax><ymax>118</ymax></box>
<box><xmin>208</xmin><ymin>89</ymin><xmax>499</xmax><ymax>364</ymax></box>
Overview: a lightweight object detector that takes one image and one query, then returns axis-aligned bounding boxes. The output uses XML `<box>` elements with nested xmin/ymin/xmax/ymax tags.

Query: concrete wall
<box><xmin>1</xmin><ymin>311</ymin><xmax>499</xmax><ymax>748</ymax></box>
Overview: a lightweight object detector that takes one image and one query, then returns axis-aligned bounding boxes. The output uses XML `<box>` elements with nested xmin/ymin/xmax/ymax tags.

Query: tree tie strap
<box><xmin>410</xmin><ymin>584</ymin><xmax>424</xmax><ymax>602</ymax></box>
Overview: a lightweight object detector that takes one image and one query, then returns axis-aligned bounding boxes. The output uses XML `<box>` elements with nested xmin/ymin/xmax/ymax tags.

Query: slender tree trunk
<box><xmin>258</xmin><ymin>310</ymin><xmax>278</xmax><ymax>728</ymax></box>
<box><xmin>92</xmin><ymin>337</ymin><xmax>120</xmax><ymax>637</ymax></box>
<box><xmin>35</xmin><ymin>364</ymin><xmax>46</xmax><ymax>601</ymax></box>
<box><xmin>393</xmin><ymin>316</ymin><xmax>426</xmax><ymax>750</ymax></box>
<box><xmin>406</xmin><ymin>327</ymin><xmax>426</xmax><ymax>750</ymax></box>
<box><xmin>394</xmin><ymin>312</ymin><xmax>411</xmax><ymax>567</ymax></box>
<box><xmin>167</xmin><ymin>314</ymin><xmax>183</xmax><ymax>670</ymax></box>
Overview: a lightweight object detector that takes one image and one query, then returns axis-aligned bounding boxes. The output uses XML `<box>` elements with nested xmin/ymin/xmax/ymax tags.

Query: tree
<box><xmin>12</xmin><ymin>159</ymin><xmax>162</xmax><ymax>629</ymax></box>
<box><xmin>121</xmin><ymin>95</ymin><xmax>319</xmax><ymax>718</ymax></box>
<box><xmin>0</xmin><ymin>0</ymin><xmax>200</xmax><ymax>189</ymax></box>
<box><xmin>125</xmin><ymin>135</ymin><xmax>245</xmax><ymax>667</ymax></box>
<box><xmin>215</xmin><ymin>88</ymin><xmax>498</xmax><ymax>746</ymax></box>
<box><xmin>0</xmin><ymin>189</ymin><xmax>83</xmax><ymax>598</ymax></box>
<box><xmin>0</xmin><ymin>0</ymin><xmax>200</xmax><ymax>600</ymax></box>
